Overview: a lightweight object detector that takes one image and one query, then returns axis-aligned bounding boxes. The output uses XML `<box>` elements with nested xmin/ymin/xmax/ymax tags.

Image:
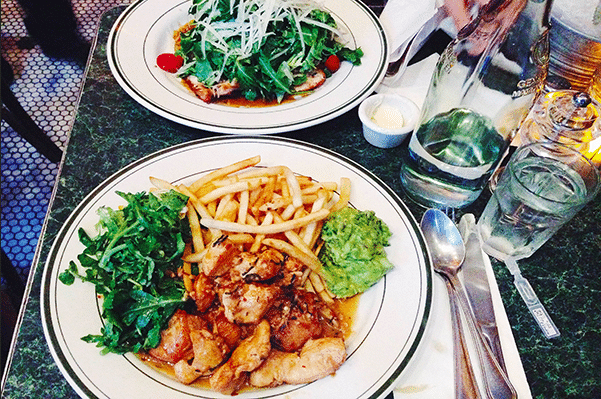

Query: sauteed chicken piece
<box><xmin>293</xmin><ymin>69</ymin><xmax>326</xmax><ymax>92</ymax></box>
<box><xmin>230</xmin><ymin>248</ymin><xmax>284</xmax><ymax>282</ymax></box>
<box><xmin>201</xmin><ymin>235</ymin><xmax>241</xmax><ymax>277</ymax></box>
<box><xmin>203</xmin><ymin>235</ymin><xmax>285</xmax><ymax>282</ymax></box>
<box><xmin>183</xmin><ymin>76</ymin><xmax>241</xmax><ymax>103</ymax></box>
<box><xmin>250</xmin><ymin>337</ymin><xmax>346</xmax><ymax>387</ymax></box>
<box><xmin>265</xmin><ymin>288</ymin><xmax>323</xmax><ymax>352</ymax></box>
<box><xmin>189</xmin><ymin>272</ymin><xmax>215</xmax><ymax>312</ymax></box>
<box><xmin>219</xmin><ymin>283</ymin><xmax>281</xmax><ymax>324</ymax></box>
<box><xmin>146</xmin><ymin>236</ymin><xmax>348</xmax><ymax>394</ymax></box>
<box><xmin>147</xmin><ymin>310</ymin><xmax>204</xmax><ymax>363</ymax></box>
<box><xmin>207</xmin><ymin>309</ymin><xmax>243</xmax><ymax>349</ymax></box>
<box><xmin>279</xmin><ymin>255</ymin><xmax>306</xmax><ymax>287</ymax></box>
<box><xmin>210</xmin><ymin>320</ymin><xmax>271</xmax><ymax>394</ymax></box>
<box><xmin>173</xmin><ymin>328</ymin><xmax>227</xmax><ymax>384</ymax></box>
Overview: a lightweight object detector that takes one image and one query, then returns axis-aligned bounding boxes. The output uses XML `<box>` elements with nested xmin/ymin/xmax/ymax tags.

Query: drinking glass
<box><xmin>477</xmin><ymin>141</ymin><xmax>599</xmax><ymax>338</ymax></box>
<box><xmin>478</xmin><ymin>141</ymin><xmax>600</xmax><ymax>261</ymax></box>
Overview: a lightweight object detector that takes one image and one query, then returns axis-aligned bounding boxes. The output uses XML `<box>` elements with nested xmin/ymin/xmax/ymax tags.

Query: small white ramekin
<box><xmin>358</xmin><ymin>93</ymin><xmax>420</xmax><ymax>148</ymax></box>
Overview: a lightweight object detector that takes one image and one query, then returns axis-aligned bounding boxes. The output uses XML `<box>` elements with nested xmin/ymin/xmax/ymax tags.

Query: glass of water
<box><xmin>478</xmin><ymin>142</ymin><xmax>600</xmax><ymax>261</ymax></box>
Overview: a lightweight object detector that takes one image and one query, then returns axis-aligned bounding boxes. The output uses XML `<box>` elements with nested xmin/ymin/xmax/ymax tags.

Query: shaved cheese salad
<box><xmin>168</xmin><ymin>0</ymin><xmax>363</xmax><ymax>103</ymax></box>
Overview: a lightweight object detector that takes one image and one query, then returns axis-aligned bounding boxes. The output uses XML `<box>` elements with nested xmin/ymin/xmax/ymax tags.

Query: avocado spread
<box><xmin>319</xmin><ymin>207</ymin><xmax>394</xmax><ymax>298</ymax></box>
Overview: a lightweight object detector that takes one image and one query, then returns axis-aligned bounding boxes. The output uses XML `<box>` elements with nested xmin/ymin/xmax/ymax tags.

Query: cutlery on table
<box><xmin>421</xmin><ymin>209</ymin><xmax>481</xmax><ymax>398</ymax></box>
<box><xmin>421</xmin><ymin>209</ymin><xmax>517</xmax><ymax>399</ymax></box>
<box><xmin>461</xmin><ymin>223</ymin><xmax>508</xmax><ymax>372</ymax></box>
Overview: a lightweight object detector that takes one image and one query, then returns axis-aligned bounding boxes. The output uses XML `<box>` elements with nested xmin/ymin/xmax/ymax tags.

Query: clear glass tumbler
<box><xmin>478</xmin><ymin>141</ymin><xmax>600</xmax><ymax>261</ymax></box>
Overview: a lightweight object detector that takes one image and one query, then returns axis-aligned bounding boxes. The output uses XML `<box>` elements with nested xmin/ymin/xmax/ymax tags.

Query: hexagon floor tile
<box><xmin>1</xmin><ymin>0</ymin><xmax>128</xmax><ymax>284</ymax></box>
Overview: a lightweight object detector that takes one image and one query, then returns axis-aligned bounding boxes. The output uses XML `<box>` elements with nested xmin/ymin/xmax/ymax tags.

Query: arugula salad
<box><xmin>59</xmin><ymin>190</ymin><xmax>191</xmax><ymax>354</ymax></box>
<box><xmin>162</xmin><ymin>0</ymin><xmax>364</xmax><ymax>103</ymax></box>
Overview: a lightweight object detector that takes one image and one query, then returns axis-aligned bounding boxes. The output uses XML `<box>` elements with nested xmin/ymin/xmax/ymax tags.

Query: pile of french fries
<box><xmin>149</xmin><ymin>155</ymin><xmax>351</xmax><ymax>303</ymax></box>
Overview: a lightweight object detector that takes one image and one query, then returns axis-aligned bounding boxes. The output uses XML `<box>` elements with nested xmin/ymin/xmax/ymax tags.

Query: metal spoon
<box><xmin>421</xmin><ymin>209</ymin><xmax>481</xmax><ymax>399</ymax></box>
<box><xmin>421</xmin><ymin>209</ymin><xmax>517</xmax><ymax>399</ymax></box>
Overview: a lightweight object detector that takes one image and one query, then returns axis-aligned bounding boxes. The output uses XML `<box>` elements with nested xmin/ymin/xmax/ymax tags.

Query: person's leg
<box><xmin>17</xmin><ymin>0</ymin><xmax>90</xmax><ymax>63</ymax></box>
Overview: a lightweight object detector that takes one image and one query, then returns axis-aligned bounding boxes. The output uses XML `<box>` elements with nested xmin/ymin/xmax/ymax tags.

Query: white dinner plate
<box><xmin>106</xmin><ymin>0</ymin><xmax>388</xmax><ymax>134</ymax></box>
<box><xmin>41</xmin><ymin>136</ymin><xmax>431</xmax><ymax>399</ymax></box>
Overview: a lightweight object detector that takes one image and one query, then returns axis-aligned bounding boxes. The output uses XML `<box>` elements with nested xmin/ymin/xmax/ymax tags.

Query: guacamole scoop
<box><xmin>319</xmin><ymin>207</ymin><xmax>393</xmax><ymax>298</ymax></box>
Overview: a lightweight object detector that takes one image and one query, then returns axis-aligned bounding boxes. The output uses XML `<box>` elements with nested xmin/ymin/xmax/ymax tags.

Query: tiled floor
<box><xmin>1</xmin><ymin>0</ymin><xmax>129</xmax><ymax>285</ymax></box>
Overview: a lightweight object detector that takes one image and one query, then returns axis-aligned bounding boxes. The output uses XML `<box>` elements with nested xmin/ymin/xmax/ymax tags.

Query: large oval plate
<box><xmin>42</xmin><ymin>136</ymin><xmax>431</xmax><ymax>398</ymax></box>
<box><xmin>106</xmin><ymin>0</ymin><xmax>388</xmax><ymax>134</ymax></box>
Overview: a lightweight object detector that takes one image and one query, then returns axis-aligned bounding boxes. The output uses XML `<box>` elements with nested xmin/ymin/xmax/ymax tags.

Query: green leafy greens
<box><xmin>318</xmin><ymin>207</ymin><xmax>394</xmax><ymax>298</ymax></box>
<box><xmin>176</xmin><ymin>0</ymin><xmax>364</xmax><ymax>101</ymax></box>
<box><xmin>58</xmin><ymin>190</ymin><xmax>191</xmax><ymax>355</ymax></box>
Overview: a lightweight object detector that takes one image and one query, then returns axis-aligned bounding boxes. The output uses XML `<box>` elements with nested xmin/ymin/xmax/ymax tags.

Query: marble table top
<box><xmin>2</xmin><ymin>5</ymin><xmax>600</xmax><ymax>399</ymax></box>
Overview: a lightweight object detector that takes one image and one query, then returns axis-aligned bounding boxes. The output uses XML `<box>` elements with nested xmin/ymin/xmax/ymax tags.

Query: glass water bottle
<box><xmin>400</xmin><ymin>0</ymin><xmax>554</xmax><ymax>208</ymax></box>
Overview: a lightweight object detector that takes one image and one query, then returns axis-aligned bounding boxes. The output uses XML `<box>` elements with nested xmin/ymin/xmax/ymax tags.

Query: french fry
<box><xmin>306</xmin><ymin>221</ymin><xmax>323</xmax><ymax>250</ymax></box>
<box><xmin>183</xmin><ymin>247</ymin><xmax>208</xmax><ymax>263</ymax></box>
<box><xmin>181</xmin><ymin>243</ymin><xmax>193</xmax><ymax>275</ymax></box>
<box><xmin>183</xmin><ymin>273</ymin><xmax>194</xmax><ymax>293</ymax></box>
<box><xmin>200</xmin><ymin>209</ymin><xmax>329</xmax><ymax>235</ymax></box>
<box><xmin>221</xmin><ymin>200</ymin><xmax>240</xmax><ymax>222</ymax></box>
<box><xmin>262</xmin><ymin>238</ymin><xmax>322</xmax><ymax>272</ymax></box>
<box><xmin>188</xmin><ymin>155</ymin><xmax>261</xmax><ymax>194</ymax></box>
<box><xmin>293</xmin><ymin>207</ymin><xmax>308</xmax><ymax>220</ymax></box>
<box><xmin>178</xmin><ymin>185</ymin><xmax>221</xmax><ymax>239</ymax></box>
<box><xmin>302</xmin><ymin>191</ymin><xmax>327</xmax><ymax>245</ymax></box>
<box><xmin>280</xmin><ymin>203</ymin><xmax>296</xmax><ymax>220</ymax></box>
<box><xmin>250</xmin><ymin>176</ymin><xmax>276</xmax><ymax>215</ymax></box>
<box><xmin>177</xmin><ymin>184</ymin><xmax>198</xmax><ymax>201</ymax></box>
<box><xmin>330</xmin><ymin>177</ymin><xmax>351</xmax><ymax>212</ymax></box>
<box><xmin>218</xmin><ymin>166</ymin><xmax>285</xmax><ymax>185</ymax></box>
<box><xmin>206</xmin><ymin>200</ymin><xmax>217</xmax><ymax>217</ymax></box>
<box><xmin>295</xmin><ymin>175</ymin><xmax>313</xmax><ymax>187</ymax></box>
<box><xmin>149</xmin><ymin>176</ymin><xmax>179</xmax><ymax>191</ymax></box>
<box><xmin>301</xmin><ymin>181</ymin><xmax>337</xmax><ymax>195</ymax></box>
<box><xmin>187</xmin><ymin>203</ymin><xmax>204</xmax><ymax>252</ymax></box>
<box><xmin>252</xmin><ymin>212</ymin><xmax>274</xmax><ymax>252</ymax></box>
<box><xmin>227</xmin><ymin>233</ymin><xmax>255</xmax><ymax>244</ymax></box>
<box><xmin>237</xmin><ymin>190</ymin><xmax>249</xmax><ymax>224</ymax></box>
<box><xmin>200</xmin><ymin>181</ymin><xmax>254</xmax><ymax>204</ymax></box>
<box><xmin>283</xmin><ymin>167</ymin><xmax>303</xmax><ymax>209</ymax></box>
<box><xmin>211</xmin><ymin>176</ymin><xmax>271</xmax><ymax>188</ymax></box>
<box><xmin>272</xmin><ymin>212</ymin><xmax>316</xmax><ymax>260</ymax></box>
<box><xmin>214</xmin><ymin>193</ymin><xmax>234</xmax><ymax>220</ymax></box>
<box><xmin>309</xmin><ymin>272</ymin><xmax>334</xmax><ymax>303</ymax></box>
<box><xmin>194</xmin><ymin>182</ymin><xmax>218</xmax><ymax>199</ymax></box>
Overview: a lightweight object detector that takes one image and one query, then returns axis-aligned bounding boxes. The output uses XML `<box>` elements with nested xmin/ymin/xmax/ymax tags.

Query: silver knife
<box><xmin>462</xmin><ymin>228</ymin><xmax>508</xmax><ymax>373</ymax></box>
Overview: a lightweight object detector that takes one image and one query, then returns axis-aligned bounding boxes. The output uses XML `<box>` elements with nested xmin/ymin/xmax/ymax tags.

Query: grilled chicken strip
<box><xmin>249</xmin><ymin>337</ymin><xmax>346</xmax><ymax>387</ymax></box>
<box><xmin>220</xmin><ymin>283</ymin><xmax>280</xmax><ymax>324</ymax></box>
<box><xmin>230</xmin><ymin>248</ymin><xmax>284</xmax><ymax>282</ymax></box>
<box><xmin>202</xmin><ymin>235</ymin><xmax>241</xmax><ymax>277</ymax></box>
<box><xmin>293</xmin><ymin>69</ymin><xmax>326</xmax><ymax>92</ymax></box>
<box><xmin>147</xmin><ymin>310</ymin><xmax>204</xmax><ymax>363</ymax></box>
<box><xmin>210</xmin><ymin>320</ymin><xmax>271</xmax><ymax>394</ymax></box>
<box><xmin>190</xmin><ymin>272</ymin><xmax>215</xmax><ymax>312</ymax></box>
<box><xmin>184</xmin><ymin>75</ymin><xmax>213</xmax><ymax>103</ymax></box>
<box><xmin>183</xmin><ymin>76</ymin><xmax>240</xmax><ymax>103</ymax></box>
<box><xmin>265</xmin><ymin>289</ymin><xmax>323</xmax><ymax>352</ymax></box>
<box><xmin>173</xmin><ymin>328</ymin><xmax>227</xmax><ymax>384</ymax></box>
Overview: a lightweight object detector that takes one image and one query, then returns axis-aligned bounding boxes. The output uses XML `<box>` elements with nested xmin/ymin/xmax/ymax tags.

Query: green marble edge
<box><xmin>2</xmin><ymin>4</ymin><xmax>601</xmax><ymax>398</ymax></box>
